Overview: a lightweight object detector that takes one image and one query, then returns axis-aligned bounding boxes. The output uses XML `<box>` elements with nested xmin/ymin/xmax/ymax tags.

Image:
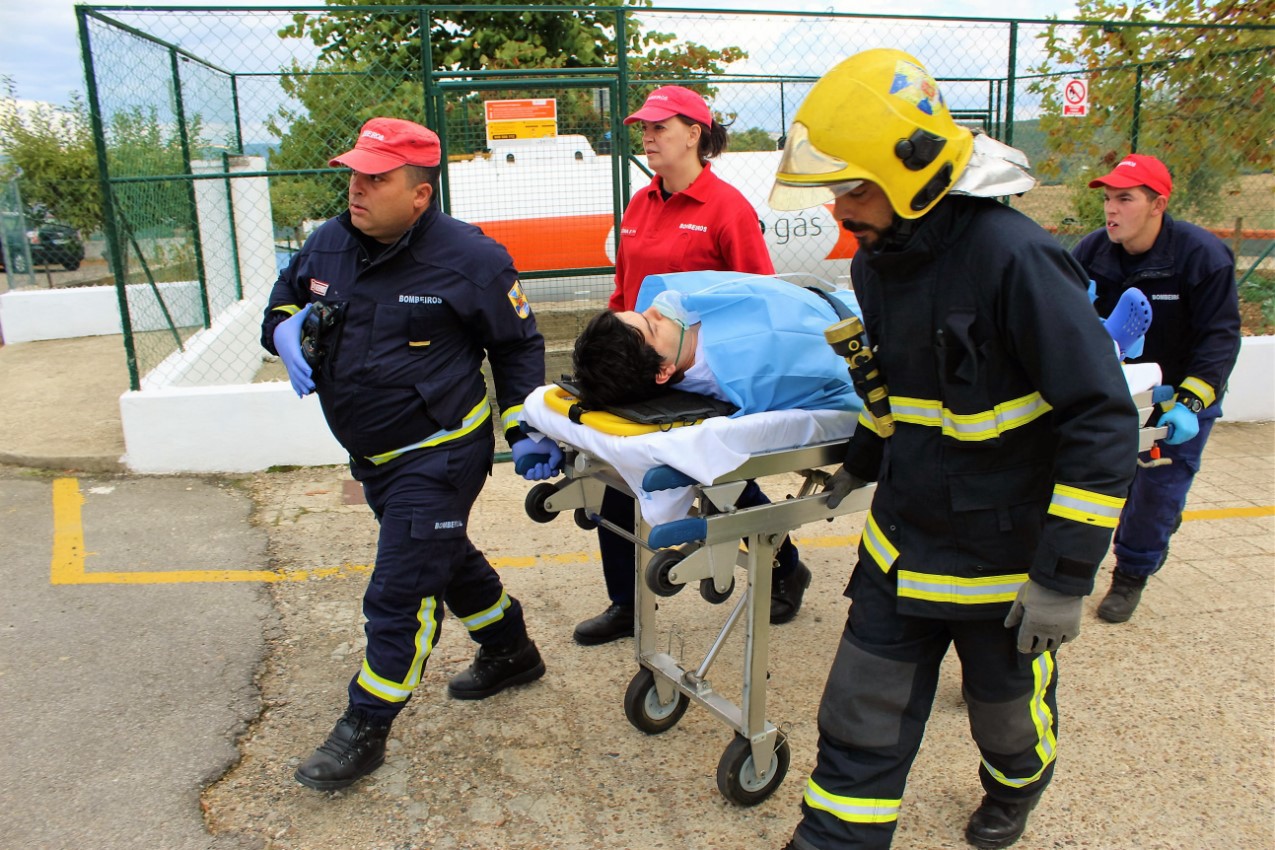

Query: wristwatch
<box><xmin>1177</xmin><ymin>394</ymin><xmax>1205</xmax><ymax>414</ymax></box>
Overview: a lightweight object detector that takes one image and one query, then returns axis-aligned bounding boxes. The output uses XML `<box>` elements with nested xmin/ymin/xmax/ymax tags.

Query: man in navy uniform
<box><xmin>1074</xmin><ymin>154</ymin><xmax>1240</xmax><ymax>622</ymax></box>
<box><xmin>261</xmin><ymin>117</ymin><xmax>561</xmax><ymax>791</ymax></box>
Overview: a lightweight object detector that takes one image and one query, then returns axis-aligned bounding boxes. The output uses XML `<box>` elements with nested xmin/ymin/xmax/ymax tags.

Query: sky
<box><xmin>1</xmin><ymin>0</ymin><xmax>1080</xmax><ymax>110</ymax></box>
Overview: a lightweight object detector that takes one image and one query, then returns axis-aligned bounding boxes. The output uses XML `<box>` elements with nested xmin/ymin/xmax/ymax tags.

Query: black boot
<box><xmin>965</xmin><ymin>793</ymin><xmax>1041</xmax><ymax>849</ymax></box>
<box><xmin>294</xmin><ymin>708</ymin><xmax>392</xmax><ymax>791</ymax></box>
<box><xmin>770</xmin><ymin>560</ymin><xmax>811</xmax><ymax>625</ymax></box>
<box><xmin>447</xmin><ymin>633</ymin><xmax>545</xmax><ymax>700</ymax></box>
<box><xmin>573</xmin><ymin>603</ymin><xmax>634</xmax><ymax>645</ymax></box>
<box><xmin>1097</xmin><ymin>569</ymin><xmax>1148</xmax><ymax>623</ymax></box>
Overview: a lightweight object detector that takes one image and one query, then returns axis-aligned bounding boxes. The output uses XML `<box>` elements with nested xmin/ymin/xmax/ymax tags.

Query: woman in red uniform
<box><xmin>573</xmin><ymin>85</ymin><xmax>811</xmax><ymax>645</ymax></box>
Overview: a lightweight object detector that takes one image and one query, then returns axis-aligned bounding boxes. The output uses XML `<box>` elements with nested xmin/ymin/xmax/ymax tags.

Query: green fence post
<box><xmin>1005</xmin><ymin>20</ymin><xmax>1018</xmax><ymax>147</ymax></box>
<box><xmin>222</xmin><ymin>152</ymin><xmax>243</xmax><ymax>301</ymax></box>
<box><xmin>170</xmin><ymin>46</ymin><xmax>212</xmax><ymax>329</ymax></box>
<box><xmin>1131</xmin><ymin>63</ymin><xmax>1143</xmax><ymax>153</ymax></box>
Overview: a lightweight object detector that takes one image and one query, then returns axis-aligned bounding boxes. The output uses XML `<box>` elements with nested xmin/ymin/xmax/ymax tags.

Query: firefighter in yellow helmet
<box><xmin>775</xmin><ymin>50</ymin><xmax>1139</xmax><ymax>850</ymax></box>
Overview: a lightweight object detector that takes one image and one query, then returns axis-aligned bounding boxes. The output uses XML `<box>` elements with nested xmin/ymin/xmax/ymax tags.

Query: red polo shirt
<box><xmin>608</xmin><ymin>161</ymin><xmax>775</xmax><ymax>311</ymax></box>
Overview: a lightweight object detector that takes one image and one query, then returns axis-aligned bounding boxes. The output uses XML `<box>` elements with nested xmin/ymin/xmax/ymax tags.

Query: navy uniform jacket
<box><xmin>842</xmin><ymin>196</ymin><xmax>1139</xmax><ymax>616</ymax></box>
<box><xmin>1073</xmin><ymin>213</ymin><xmax>1240</xmax><ymax>414</ymax></box>
<box><xmin>261</xmin><ymin>205</ymin><xmax>544</xmax><ymax>469</ymax></box>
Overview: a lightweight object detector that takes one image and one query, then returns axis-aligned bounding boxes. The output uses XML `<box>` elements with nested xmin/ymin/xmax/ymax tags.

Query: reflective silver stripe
<box><xmin>459</xmin><ymin>591</ymin><xmax>511</xmax><ymax>631</ymax></box>
<box><xmin>862</xmin><ymin>511</ymin><xmax>899</xmax><ymax>573</ymax></box>
<box><xmin>1179</xmin><ymin>376</ymin><xmax>1216</xmax><ymax>407</ymax></box>
<box><xmin>803</xmin><ymin>779</ymin><xmax>901</xmax><ymax>824</ymax></box>
<box><xmin>365</xmin><ymin>397</ymin><xmax>492</xmax><ymax>466</ymax></box>
<box><xmin>1047</xmin><ymin>483</ymin><xmax>1125</xmax><ymax>528</ymax></box>
<box><xmin>897</xmin><ymin>570</ymin><xmax>1027</xmax><ymax>605</ymax></box>
<box><xmin>501</xmin><ymin>404</ymin><xmax>524</xmax><ymax>431</ymax></box>
<box><xmin>889</xmin><ymin>393</ymin><xmax>1052</xmax><ymax>441</ymax></box>
<box><xmin>983</xmin><ymin>651</ymin><xmax>1057</xmax><ymax>788</ymax></box>
<box><xmin>356</xmin><ymin>597</ymin><xmax>439</xmax><ymax>702</ymax></box>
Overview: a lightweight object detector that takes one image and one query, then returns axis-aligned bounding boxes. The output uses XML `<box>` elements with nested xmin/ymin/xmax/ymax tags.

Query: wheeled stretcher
<box><xmin>518</xmin><ymin>364</ymin><xmax>1169</xmax><ymax>806</ymax></box>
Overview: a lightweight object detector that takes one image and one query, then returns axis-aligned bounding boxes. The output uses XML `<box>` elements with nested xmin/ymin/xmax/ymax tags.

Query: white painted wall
<box><xmin>120</xmin><ymin>382</ymin><xmax>346</xmax><ymax>473</ymax></box>
<box><xmin>0</xmin><ymin>280</ymin><xmax>204</xmax><ymax>343</ymax></box>
<box><xmin>1223</xmin><ymin>335</ymin><xmax>1275</xmax><ymax>422</ymax></box>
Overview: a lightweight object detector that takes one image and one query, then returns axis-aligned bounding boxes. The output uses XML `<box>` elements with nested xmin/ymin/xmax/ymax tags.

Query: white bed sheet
<box><xmin>521</xmin><ymin>385</ymin><xmax>858</xmax><ymax>525</ymax></box>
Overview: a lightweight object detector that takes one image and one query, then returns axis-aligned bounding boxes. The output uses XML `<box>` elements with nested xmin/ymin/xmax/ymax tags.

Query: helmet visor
<box><xmin>770</xmin><ymin>123</ymin><xmax>861</xmax><ymax>211</ymax></box>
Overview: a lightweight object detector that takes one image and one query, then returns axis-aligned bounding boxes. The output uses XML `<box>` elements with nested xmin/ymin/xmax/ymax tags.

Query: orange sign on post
<box><xmin>485</xmin><ymin>98</ymin><xmax>558</xmax><ymax>141</ymax></box>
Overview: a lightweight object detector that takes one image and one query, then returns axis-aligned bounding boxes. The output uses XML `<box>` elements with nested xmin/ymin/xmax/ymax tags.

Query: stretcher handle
<box><xmin>642</xmin><ymin>465</ymin><xmax>699</xmax><ymax>492</ymax></box>
<box><xmin>514</xmin><ymin>453</ymin><xmax>551</xmax><ymax>475</ymax></box>
<box><xmin>648</xmin><ymin>517</ymin><xmax>708</xmax><ymax>549</ymax></box>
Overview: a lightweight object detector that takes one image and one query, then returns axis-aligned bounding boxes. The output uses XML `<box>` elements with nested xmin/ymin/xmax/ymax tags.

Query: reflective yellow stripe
<box><xmin>501</xmin><ymin>404</ymin><xmax>524</xmax><ymax>431</ymax></box>
<box><xmin>862</xmin><ymin>511</ymin><xmax>899</xmax><ymax>574</ymax></box>
<box><xmin>1179</xmin><ymin>376</ymin><xmax>1216</xmax><ymax>407</ymax></box>
<box><xmin>983</xmin><ymin>651</ymin><xmax>1058</xmax><ymax>788</ymax></box>
<box><xmin>365</xmin><ymin>397</ymin><xmax>492</xmax><ymax>466</ymax></box>
<box><xmin>356</xmin><ymin>597</ymin><xmax>439</xmax><ymax>703</ymax></box>
<box><xmin>897</xmin><ymin>571</ymin><xmax>1027</xmax><ymax>604</ymax></box>
<box><xmin>1047</xmin><ymin>483</ymin><xmax>1125</xmax><ymax>528</ymax></box>
<box><xmin>890</xmin><ymin>392</ymin><xmax>1051</xmax><ymax>441</ymax></box>
<box><xmin>273</xmin><ymin>303</ymin><xmax>302</xmax><ymax>317</ymax></box>
<box><xmin>459</xmin><ymin>591</ymin><xmax>511</xmax><ymax>632</ymax></box>
<box><xmin>804</xmin><ymin>779</ymin><xmax>900</xmax><ymax>824</ymax></box>
<box><xmin>857</xmin><ymin>409</ymin><xmax>881</xmax><ymax>436</ymax></box>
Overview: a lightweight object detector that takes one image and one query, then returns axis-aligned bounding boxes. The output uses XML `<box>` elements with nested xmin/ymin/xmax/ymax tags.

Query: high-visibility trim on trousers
<box><xmin>356</xmin><ymin>596</ymin><xmax>439</xmax><ymax>703</ymax></box>
<box><xmin>459</xmin><ymin>591</ymin><xmax>511</xmax><ymax>632</ymax></box>
<box><xmin>803</xmin><ymin>779</ymin><xmax>901</xmax><ymax>824</ymax></box>
<box><xmin>982</xmin><ymin>651</ymin><xmax>1058</xmax><ymax>789</ymax></box>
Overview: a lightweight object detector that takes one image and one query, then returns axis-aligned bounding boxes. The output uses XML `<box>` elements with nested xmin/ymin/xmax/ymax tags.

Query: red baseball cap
<box><xmin>329</xmin><ymin>117</ymin><xmax>441</xmax><ymax>173</ymax></box>
<box><xmin>1088</xmin><ymin>153</ymin><xmax>1173</xmax><ymax>198</ymax></box>
<box><xmin>624</xmin><ymin>85</ymin><xmax>713</xmax><ymax>127</ymax></box>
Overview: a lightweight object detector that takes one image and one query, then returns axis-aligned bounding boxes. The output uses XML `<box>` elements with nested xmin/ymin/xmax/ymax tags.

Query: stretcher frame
<box><xmin>522</xmin><ymin>384</ymin><xmax>1166</xmax><ymax>806</ymax></box>
<box><xmin>526</xmin><ymin>435</ymin><xmax>875</xmax><ymax>806</ymax></box>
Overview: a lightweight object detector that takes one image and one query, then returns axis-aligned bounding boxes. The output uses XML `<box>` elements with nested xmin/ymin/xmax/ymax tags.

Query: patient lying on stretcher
<box><xmin>571</xmin><ymin>271</ymin><xmax>863</xmax><ymax>416</ymax></box>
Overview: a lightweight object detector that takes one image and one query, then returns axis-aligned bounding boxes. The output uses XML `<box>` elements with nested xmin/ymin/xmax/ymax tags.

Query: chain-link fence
<box><xmin>73</xmin><ymin>4</ymin><xmax>1274</xmax><ymax>390</ymax></box>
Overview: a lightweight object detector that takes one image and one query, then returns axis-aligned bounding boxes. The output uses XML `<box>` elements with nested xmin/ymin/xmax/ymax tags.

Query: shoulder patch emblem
<box><xmin>507</xmin><ymin>280</ymin><xmax>531</xmax><ymax>319</ymax></box>
<box><xmin>889</xmin><ymin>59</ymin><xmax>943</xmax><ymax>116</ymax></box>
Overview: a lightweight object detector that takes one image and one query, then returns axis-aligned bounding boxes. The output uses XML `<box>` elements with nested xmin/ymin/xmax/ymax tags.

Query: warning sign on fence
<box><xmin>485</xmin><ymin>98</ymin><xmax>558</xmax><ymax>141</ymax></box>
<box><xmin>1062</xmin><ymin>78</ymin><xmax>1089</xmax><ymax>117</ymax></box>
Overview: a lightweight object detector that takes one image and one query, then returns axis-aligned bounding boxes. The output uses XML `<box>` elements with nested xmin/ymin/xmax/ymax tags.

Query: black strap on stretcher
<box><xmin>555</xmin><ymin>377</ymin><xmax>738</xmax><ymax>426</ymax></box>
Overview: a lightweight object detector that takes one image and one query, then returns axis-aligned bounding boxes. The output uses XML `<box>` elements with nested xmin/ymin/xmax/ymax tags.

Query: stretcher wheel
<box><xmin>699</xmin><ymin>576</ymin><xmax>735</xmax><ymax>604</ymax></box>
<box><xmin>645</xmin><ymin>549</ymin><xmax>686</xmax><ymax>597</ymax></box>
<box><xmin>623</xmin><ymin>667</ymin><xmax>689</xmax><ymax>735</ymax></box>
<box><xmin>524</xmin><ymin>482</ymin><xmax>559</xmax><ymax>523</ymax></box>
<box><xmin>573</xmin><ymin>508</ymin><xmax>597</xmax><ymax>530</ymax></box>
<box><xmin>716</xmin><ymin>733</ymin><xmax>791</xmax><ymax>807</ymax></box>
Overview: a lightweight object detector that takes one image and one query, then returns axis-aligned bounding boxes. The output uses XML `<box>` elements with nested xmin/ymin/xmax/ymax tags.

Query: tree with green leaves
<box><xmin>0</xmin><ymin>80</ymin><xmax>101</xmax><ymax>235</ymax></box>
<box><xmin>267</xmin><ymin>0</ymin><xmax>747</xmax><ymax>229</ymax></box>
<box><xmin>1029</xmin><ymin>0</ymin><xmax>1274</xmax><ymax>231</ymax></box>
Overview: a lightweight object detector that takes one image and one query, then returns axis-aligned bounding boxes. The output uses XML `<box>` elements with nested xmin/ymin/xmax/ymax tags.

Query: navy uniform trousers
<box><xmin>597</xmin><ymin>481</ymin><xmax>800</xmax><ymax>606</ymax></box>
<box><xmin>793</xmin><ymin>565</ymin><xmax>1058</xmax><ymax>850</ymax></box>
<box><xmin>1113</xmin><ymin>413</ymin><xmax>1216</xmax><ymax>578</ymax></box>
<box><xmin>347</xmin><ymin>428</ymin><xmax>527</xmax><ymax>719</ymax></box>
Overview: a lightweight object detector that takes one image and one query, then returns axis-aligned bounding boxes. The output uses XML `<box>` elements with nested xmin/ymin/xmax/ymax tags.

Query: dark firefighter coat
<box><xmin>841</xmin><ymin>195</ymin><xmax>1140</xmax><ymax>618</ymax></box>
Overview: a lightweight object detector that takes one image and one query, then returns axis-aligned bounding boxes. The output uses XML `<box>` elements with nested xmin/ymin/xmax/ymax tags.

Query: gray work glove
<box><xmin>824</xmin><ymin>466</ymin><xmax>869</xmax><ymax>509</ymax></box>
<box><xmin>1004</xmin><ymin>579</ymin><xmax>1083</xmax><ymax>654</ymax></box>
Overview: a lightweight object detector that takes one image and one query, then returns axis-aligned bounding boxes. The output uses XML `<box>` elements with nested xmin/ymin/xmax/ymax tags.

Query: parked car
<box><xmin>0</xmin><ymin>212</ymin><xmax>85</xmax><ymax>272</ymax></box>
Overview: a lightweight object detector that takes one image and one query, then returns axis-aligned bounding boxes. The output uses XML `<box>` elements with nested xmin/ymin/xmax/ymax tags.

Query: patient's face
<box><xmin>617</xmin><ymin>307</ymin><xmax>685</xmax><ymax>365</ymax></box>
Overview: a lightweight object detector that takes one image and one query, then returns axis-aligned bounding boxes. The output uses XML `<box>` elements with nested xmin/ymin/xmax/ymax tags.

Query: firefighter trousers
<box><xmin>346</xmin><ymin>431</ymin><xmax>527</xmax><ymax>720</ymax></box>
<box><xmin>792</xmin><ymin>565</ymin><xmax>1059</xmax><ymax>850</ymax></box>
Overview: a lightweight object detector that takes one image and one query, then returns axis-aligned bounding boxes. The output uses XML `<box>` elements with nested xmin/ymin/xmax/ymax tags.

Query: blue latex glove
<box><xmin>511</xmin><ymin>437</ymin><xmax>563</xmax><ymax>481</ymax></box>
<box><xmin>273</xmin><ymin>303</ymin><xmax>314</xmax><ymax>398</ymax></box>
<box><xmin>1157</xmin><ymin>402</ymin><xmax>1199</xmax><ymax>446</ymax></box>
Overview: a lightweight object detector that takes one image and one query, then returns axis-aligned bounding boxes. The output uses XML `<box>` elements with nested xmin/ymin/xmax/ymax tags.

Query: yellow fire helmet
<box><xmin>770</xmin><ymin>48</ymin><xmax>974</xmax><ymax>219</ymax></box>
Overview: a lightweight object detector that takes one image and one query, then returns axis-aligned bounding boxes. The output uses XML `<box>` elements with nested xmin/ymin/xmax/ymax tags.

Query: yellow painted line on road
<box><xmin>49</xmin><ymin>476</ymin><xmax>1274</xmax><ymax>586</ymax></box>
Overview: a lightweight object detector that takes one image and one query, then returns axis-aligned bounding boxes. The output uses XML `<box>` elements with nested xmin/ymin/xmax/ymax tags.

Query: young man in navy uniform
<box><xmin>261</xmin><ymin>117</ymin><xmax>562</xmax><ymax>792</ymax></box>
<box><xmin>1074</xmin><ymin>154</ymin><xmax>1240</xmax><ymax>622</ymax></box>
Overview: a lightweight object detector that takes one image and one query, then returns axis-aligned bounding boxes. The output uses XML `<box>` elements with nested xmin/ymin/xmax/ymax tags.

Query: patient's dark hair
<box><xmin>571</xmin><ymin>310</ymin><xmax>666</xmax><ymax>410</ymax></box>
